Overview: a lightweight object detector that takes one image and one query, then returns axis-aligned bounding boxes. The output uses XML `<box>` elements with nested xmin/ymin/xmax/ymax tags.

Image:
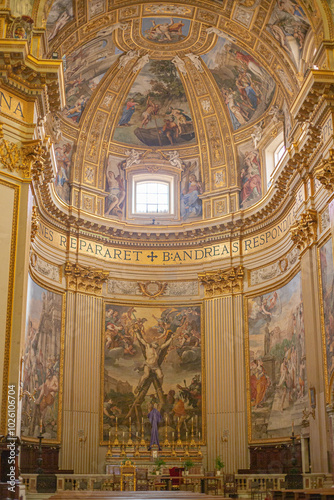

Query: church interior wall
<box><xmin>2</xmin><ymin>0</ymin><xmax>334</xmax><ymax>487</ymax></box>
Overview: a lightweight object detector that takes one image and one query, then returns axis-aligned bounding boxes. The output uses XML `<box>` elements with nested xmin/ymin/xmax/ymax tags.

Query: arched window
<box><xmin>274</xmin><ymin>143</ymin><xmax>286</xmax><ymax>167</ymax></box>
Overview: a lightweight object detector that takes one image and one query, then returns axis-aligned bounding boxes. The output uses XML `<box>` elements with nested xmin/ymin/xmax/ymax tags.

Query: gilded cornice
<box><xmin>198</xmin><ymin>266</ymin><xmax>244</xmax><ymax>297</ymax></box>
<box><xmin>290</xmin><ymin>209</ymin><xmax>318</xmax><ymax>253</ymax></box>
<box><xmin>64</xmin><ymin>261</ymin><xmax>110</xmax><ymax>295</ymax></box>
<box><xmin>0</xmin><ymin>40</ymin><xmax>65</xmax><ymax>112</ymax></box>
<box><xmin>315</xmin><ymin>149</ymin><xmax>334</xmax><ymax>191</ymax></box>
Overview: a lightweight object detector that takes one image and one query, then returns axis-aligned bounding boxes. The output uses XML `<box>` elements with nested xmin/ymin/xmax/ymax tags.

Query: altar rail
<box><xmin>21</xmin><ymin>473</ymin><xmax>332</xmax><ymax>495</ymax></box>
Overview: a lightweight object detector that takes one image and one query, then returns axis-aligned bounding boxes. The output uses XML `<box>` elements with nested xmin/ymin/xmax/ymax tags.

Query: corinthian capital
<box><xmin>290</xmin><ymin>209</ymin><xmax>317</xmax><ymax>253</ymax></box>
<box><xmin>198</xmin><ymin>266</ymin><xmax>244</xmax><ymax>297</ymax></box>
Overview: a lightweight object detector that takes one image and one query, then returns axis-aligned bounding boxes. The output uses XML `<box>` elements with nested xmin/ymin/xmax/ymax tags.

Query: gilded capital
<box><xmin>64</xmin><ymin>262</ymin><xmax>110</xmax><ymax>295</ymax></box>
<box><xmin>290</xmin><ymin>209</ymin><xmax>317</xmax><ymax>253</ymax></box>
<box><xmin>315</xmin><ymin>149</ymin><xmax>334</xmax><ymax>191</ymax></box>
<box><xmin>198</xmin><ymin>266</ymin><xmax>244</xmax><ymax>297</ymax></box>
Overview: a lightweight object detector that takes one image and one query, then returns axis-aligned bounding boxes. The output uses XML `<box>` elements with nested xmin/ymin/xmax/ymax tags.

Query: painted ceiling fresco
<box><xmin>202</xmin><ymin>38</ymin><xmax>276</xmax><ymax>131</ymax></box>
<box><xmin>38</xmin><ymin>0</ymin><xmax>317</xmax><ymax>218</ymax></box>
<box><xmin>113</xmin><ymin>60</ymin><xmax>195</xmax><ymax>147</ymax></box>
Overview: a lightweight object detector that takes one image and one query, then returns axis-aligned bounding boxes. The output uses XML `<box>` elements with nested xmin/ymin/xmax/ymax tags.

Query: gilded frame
<box><xmin>100</xmin><ymin>299</ymin><xmax>205</xmax><ymax>446</ymax></box>
<box><xmin>244</xmin><ymin>267</ymin><xmax>304</xmax><ymax>444</ymax></box>
<box><xmin>0</xmin><ymin>178</ymin><xmax>20</xmax><ymax>435</ymax></box>
<box><xmin>317</xmin><ymin>232</ymin><xmax>334</xmax><ymax>404</ymax></box>
<box><xmin>20</xmin><ymin>272</ymin><xmax>66</xmax><ymax>445</ymax></box>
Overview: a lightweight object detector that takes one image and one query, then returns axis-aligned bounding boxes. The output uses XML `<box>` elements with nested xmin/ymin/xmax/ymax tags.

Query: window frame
<box><xmin>134</xmin><ymin>179</ymin><xmax>172</xmax><ymax>215</ymax></box>
<box><xmin>127</xmin><ymin>171</ymin><xmax>179</xmax><ymax>222</ymax></box>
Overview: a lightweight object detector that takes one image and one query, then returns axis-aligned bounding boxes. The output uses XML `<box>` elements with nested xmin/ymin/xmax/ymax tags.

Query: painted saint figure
<box><xmin>118</xmin><ymin>98</ymin><xmax>137</xmax><ymax>127</ymax></box>
<box><xmin>148</xmin><ymin>405</ymin><xmax>162</xmax><ymax>450</ymax></box>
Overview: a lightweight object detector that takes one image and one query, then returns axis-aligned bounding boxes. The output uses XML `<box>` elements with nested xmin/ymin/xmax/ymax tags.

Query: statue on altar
<box><xmin>148</xmin><ymin>404</ymin><xmax>162</xmax><ymax>451</ymax></box>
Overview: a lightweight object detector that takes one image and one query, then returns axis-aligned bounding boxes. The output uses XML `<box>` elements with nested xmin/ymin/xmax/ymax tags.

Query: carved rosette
<box><xmin>64</xmin><ymin>262</ymin><xmax>109</xmax><ymax>294</ymax></box>
<box><xmin>315</xmin><ymin>149</ymin><xmax>334</xmax><ymax>191</ymax></box>
<box><xmin>290</xmin><ymin>209</ymin><xmax>318</xmax><ymax>253</ymax></box>
<box><xmin>198</xmin><ymin>266</ymin><xmax>244</xmax><ymax>297</ymax></box>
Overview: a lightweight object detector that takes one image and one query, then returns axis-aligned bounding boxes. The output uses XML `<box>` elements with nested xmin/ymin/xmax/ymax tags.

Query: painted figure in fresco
<box><xmin>180</xmin><ymin>162</ymin><xmax>203</xmax><ymax>220</ymax></box>
<box><xmin>141</xmin><ymin>96</ymin><xmax>160</xmax><ymax>127</ymax></box>
<box><xmin>236</xmin><ymin>71</ymin><xmax>258</xmax><ymax>110</ymax></box>
<box><xmin>65</xmin><ymin>95</ymin><xmax>87</xmax><ymax>123</ymax></box>
<box><xmin>277</xmin><ymin>0</ymin><xmax>306</xmax><ymax>18</ymax></box>
<box><xmin>167</xmin><ymin>106</ymin><xmax>192</xmax><ymax>134</ymax></box>
<box><xmin>118</xmin><ymin>98</ymin><xmax>137</xmax><ymax>127</ymax></box>
<box><xmin>267</xmin><ymin>23</ymin><xmax>292</xmax><ymax>54</ymax></box>
<box><xmin>221</xmin><ymin>88</ymin><xmax>248</xmax><ymax>130</ymax></box>
<box><xmin>105</xmin><ymin>166</ymin><xmax>125</xmax><ymax>217</ymax></box>
<box><xmin>48</xmin><ymin>9</ymin><xmax>71</xmax><ymax>41</ymax></box>
<box><xmin>103</xmin><ymin>398</ymin><xmax>121</xmax><ymax>425</ymax></box>
<box><xmin>54</xmin><ymin>142</ymin><xmax>72</xmax><ymax>188</ymax></box>
<box><xmin>35</xmin><ymin>367</ymin><xmax>59</xmax><ymax>423</ymax></box>
<box><xmin>134</xmin><ymin>324</ymin><xmax>174</xmax><ymax>394</ymax></box>
<box><xmin>240</xmin><ymin>150</ymin><xmax>262</xmax><ymax>207</ymax></box>
<box><xmin>145</xmin><ymin>18</ymin><xmax>185</xmax><ymax>41</ymax></box>
<box><xmin>148</xmin><ymin>404</ymin><xmax>162</xmax><ymax>450</ymax></box>
<box><xmin>250</xmin><ymin>360</ymin><xmax>270</xmax><ymax>409</ymax></box>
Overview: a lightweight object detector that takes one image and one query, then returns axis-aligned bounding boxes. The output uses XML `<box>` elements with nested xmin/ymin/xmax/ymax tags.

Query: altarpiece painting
<box><xmin>101</xmin><ymin>304</ymin><xmax>203</xmax><ymax>444</ymax></box>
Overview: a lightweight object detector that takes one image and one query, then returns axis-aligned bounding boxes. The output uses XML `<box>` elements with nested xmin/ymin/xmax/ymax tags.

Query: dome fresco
<box><xmin>41</xmin><ymin>0</ymin><xmax>318</xmax><ymax>223</ymax></box>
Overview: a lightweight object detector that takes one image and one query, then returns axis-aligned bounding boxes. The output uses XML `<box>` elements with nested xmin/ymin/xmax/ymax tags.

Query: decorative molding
<box><xmin>137</xmin><ymin>281</ymin><xmax>167</xmax><ymax>298</ymax></box>
<box><xmin>315</xmin><ymin>149</ymin><xmax>334</xmax><ymax>191</ymax></box>
<box><xmin>107</xmin><ymin>279</ymin><xmax>199</xmax><ymax>296</ymax></box>
<box><xmin>249</xmin><ymin>247</ymin><xmax>299</xmax><ymax>286</ymax></box>
<box><xmin>198</xmin><ymin>266</ymin><xmax>244</xmax><ymax>297</ymax></box>
<box><xmin>30</xmin><ymin>207</ymin><xmax>39</xmax><ymax>243</ymax></box>
<box><xmin>30</xmin><ymin>252</ymin><xmax>61</xmax><ymax>282</ymax></box>
<box><xmin>64</xmin><ymin>262</ymin><xmax>109</xmax><ymax>294</ymax></box>
<box><xmin>290</xmin><ymin>209</ymin><xmax>318</xmax><ymax>253</ymax></box>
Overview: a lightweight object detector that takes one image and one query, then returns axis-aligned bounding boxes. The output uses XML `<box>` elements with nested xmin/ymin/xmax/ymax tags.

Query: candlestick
<box><xmin>197</xmin><ymin>431</ymin><xmax>202</xmax><ymax>456</ymax></box>
<box><xmin>171</xmin><ymin>431</ymin><xmax>176</xmax><ymax>456</ymax></box>
<box><xmin>184</xmin><ymin>431</ymin><xmax>189</xmax><ymax>456</ymax></box>
<box><xmin>39</xmin><ymin>418</ymin><xmax>43</xmax><ymax>434</ymax></box>
<box><xmin>128</xmin><ymin>417</ymin><xmax>133</xmax><ymax>445</ymax></box>
<box><xmin>164</xmin><ymin>414</ymin><xmax>170</xmax><ymax>447</ymax></box>
<box><xmin>292</xmin><ymin>420</ymin><xmax>294</xmax><ymax>435</ymax></box>
<box><xmin>113</xmin><ymin>417</ymin><xmax>119</xmax><ymax>446</ymax></box>
<box><xmin>107</xmin><ymin>430</ymin><xmax>112</xmax><ymax>457</ymax></box>
<box><xmin>121</xmin><ymin>431</ymin><xmax>126</xmax><ymax>456</ymax></box>
<box><xmin>177</xmin><ymin>418</ymin><xmax>182</xmax><ymax>446</ymax></box>
<box><xmin>190</xmin><ymin>417</ymin><xmax>196</xmax><ymax>446</ymax></box>
<box><xmin>140</xmin><ymin>416</ymin><xmax>146</xmax><ymax>446</ymax></box>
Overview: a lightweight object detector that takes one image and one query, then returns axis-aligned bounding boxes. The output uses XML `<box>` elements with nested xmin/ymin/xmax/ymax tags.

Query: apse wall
<box><xmin>23</xmin><ymin>183</ymin><xmax>333</xmax><ymax>474</ymax></box>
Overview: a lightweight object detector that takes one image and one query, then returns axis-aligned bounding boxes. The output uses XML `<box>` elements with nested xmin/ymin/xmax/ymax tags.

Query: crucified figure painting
<box><xmin>134</xmin><ymin>324</ymin><xmax>174</xmax><ymax>395</ymax></box>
